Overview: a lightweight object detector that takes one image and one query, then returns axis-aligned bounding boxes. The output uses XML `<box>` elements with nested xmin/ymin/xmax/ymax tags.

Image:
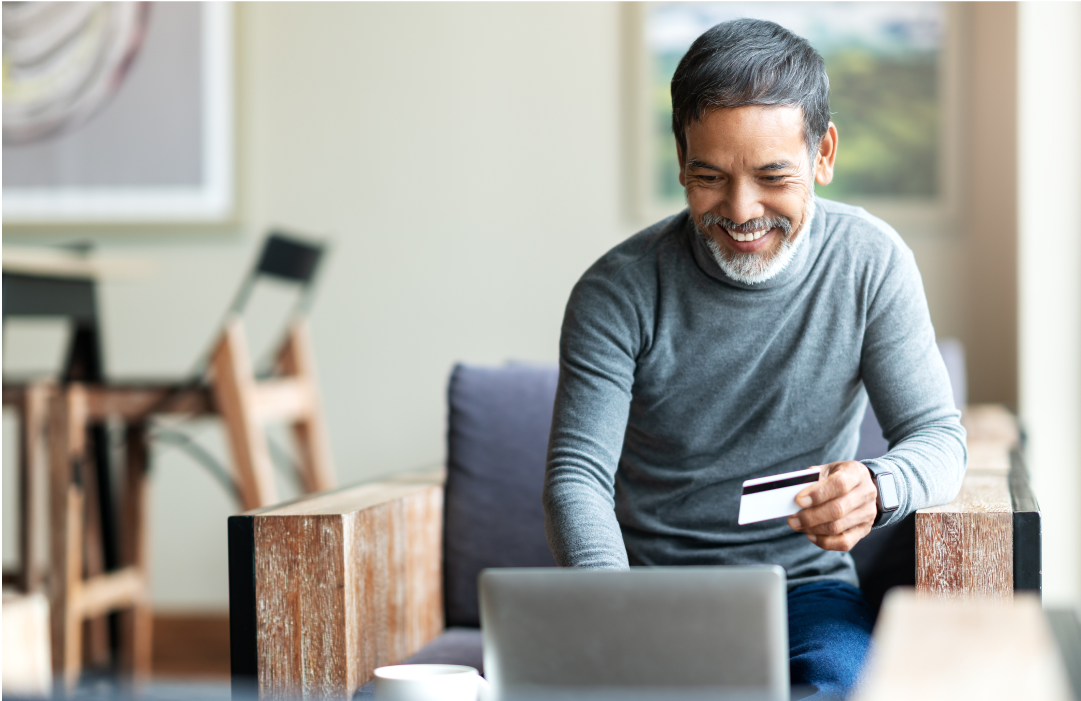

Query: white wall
<box><xmin>5</xmin><ymin>3</ymin><xmax>629</xmax><ymax>609</ymax></box>
<box><xmin>3</xmin><ymin>3</ymin><xmax>975</xmax><ymax>610</ymax></box>
<box><xmin>1017</xmin><ymin>2</ymin><xmax>1081</xmax><ymax>607</ymax></box>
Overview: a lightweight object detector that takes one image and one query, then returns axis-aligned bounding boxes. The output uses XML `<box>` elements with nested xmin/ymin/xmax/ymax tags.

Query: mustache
<box><xmin>699</xmin><ymin>212</ymin><xmax>793</xmax><ymax>238</ymax></box>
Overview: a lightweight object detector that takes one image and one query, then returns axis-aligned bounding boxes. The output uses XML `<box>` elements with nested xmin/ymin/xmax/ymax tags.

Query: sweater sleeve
<box><xmin>859</xmin><ymin>240</ymin><xmax>968</xmax><ymax>527</ymax></box>
<box><xmin>542</xmin><ymin>272</ymin><xmax>641</xmax><ymax>569</ymax></box>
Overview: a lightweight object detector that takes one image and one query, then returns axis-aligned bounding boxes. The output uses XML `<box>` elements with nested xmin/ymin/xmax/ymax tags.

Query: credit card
<box><xmin>738</xmin><ymin>466</ymin><xmax>822</xmax><ymax>525</ymax></box>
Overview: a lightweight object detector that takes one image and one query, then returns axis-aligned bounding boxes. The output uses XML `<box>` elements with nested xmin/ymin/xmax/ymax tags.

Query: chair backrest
<box><xmin>228</xmin><ymin>232</ymin><xmax>326</xmax><ymax>318</ymax></box>
<box><xmin>444</xmin><ymin>363</ymin><xmax>558</xmax><ymax>628</ymax></box>
<box><xmin>3</xmin><ymin>270</ymin><xmax>103</xmax><ymax>382</ymax></box>
<box><xmin>444</xmin><ymin>339</ymin><xmax>966</xmax><ymax>626</ymax></box>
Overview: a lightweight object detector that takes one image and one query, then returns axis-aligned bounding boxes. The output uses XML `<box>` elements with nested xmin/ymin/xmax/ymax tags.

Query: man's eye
<box><xmin>762</xmin><ymin>175</ymin><xmax>784</xmax><ymax>183</ymax></box>
<box><xmin>695</xmin><ymin>174</ymin><xmax>719</xmax><ymax>182</ymax></box>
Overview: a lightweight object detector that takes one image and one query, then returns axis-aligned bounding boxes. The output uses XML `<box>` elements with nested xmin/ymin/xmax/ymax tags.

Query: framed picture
<box><xmin>2</xmin><ymin>2</ymin><xmax>234</xmax><ymax>223</ymax></box>
<box><xmin>625</xmin><ymin>2</ymin><xmax>960</xmax><ymax>235</ymax></box>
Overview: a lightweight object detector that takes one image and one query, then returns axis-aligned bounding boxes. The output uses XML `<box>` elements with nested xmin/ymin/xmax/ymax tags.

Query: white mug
<box><xmin>373</xmin><ymin>664</ymin><xmax>489</xmax><ymax>701</ymax></box>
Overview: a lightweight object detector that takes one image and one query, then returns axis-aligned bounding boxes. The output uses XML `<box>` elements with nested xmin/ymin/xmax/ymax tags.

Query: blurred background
<box><xmin>3</xmin><ymin>0</ymin><xmax>1079</xmax><ymax>683</ymax></box>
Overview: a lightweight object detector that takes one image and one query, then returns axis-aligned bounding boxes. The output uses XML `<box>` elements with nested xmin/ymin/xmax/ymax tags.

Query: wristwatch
<box><xmin>865</xmin><ymin>463</ymin><xmax>900</xmax><ymax>526</ymax></box>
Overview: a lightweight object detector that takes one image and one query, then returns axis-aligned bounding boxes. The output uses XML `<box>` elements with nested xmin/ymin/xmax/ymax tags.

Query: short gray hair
<box><xmin>670</xmin><ymin>18</ymin><xmax>830</xmax><ymax>157</ymax></box>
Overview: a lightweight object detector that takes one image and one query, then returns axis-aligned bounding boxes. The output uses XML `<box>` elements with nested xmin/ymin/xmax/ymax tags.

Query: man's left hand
<box><xmin>787</xmin><ymin>461</ymin><xmax>878</xmax><ymax>551</ymax></box>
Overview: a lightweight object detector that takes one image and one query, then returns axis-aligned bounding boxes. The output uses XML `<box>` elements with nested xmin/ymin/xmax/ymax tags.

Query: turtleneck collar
<box><xmin>686</xmin><ymin>198</ymin><xmax>820</xmax><ymax>291</ymax></box>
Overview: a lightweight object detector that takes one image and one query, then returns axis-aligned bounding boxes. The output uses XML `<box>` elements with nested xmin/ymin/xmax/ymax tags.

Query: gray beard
<box><xmin>695</xmin><ymin>197</ymin><xmax>815</xmax><ymax>286</ymax></box>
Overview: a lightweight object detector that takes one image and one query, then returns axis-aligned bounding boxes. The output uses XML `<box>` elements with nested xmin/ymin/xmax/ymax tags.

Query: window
<box><xmin>629</xmin><ymin>2</ymin><xmax>956</xmax><ymax>231</ymax></box>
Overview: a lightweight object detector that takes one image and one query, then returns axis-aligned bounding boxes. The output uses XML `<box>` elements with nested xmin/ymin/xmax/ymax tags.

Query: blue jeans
<box><xmin>788</xmin><ymin>580</ymin><xmax>875</xmax><ymax>701</ymax></box>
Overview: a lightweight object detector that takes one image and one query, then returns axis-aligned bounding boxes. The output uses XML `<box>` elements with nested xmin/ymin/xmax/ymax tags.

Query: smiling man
<box><xmin>543</xmin><ymin>18</ymin><xmax>966</xmax><ymax>700</ymax></box>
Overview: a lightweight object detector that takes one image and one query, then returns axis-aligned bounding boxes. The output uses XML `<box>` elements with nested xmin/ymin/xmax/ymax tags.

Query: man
<box><xmin>542</xmin><ymin>18</ymin><xmax>967</xmax><ymax>700</ymax></box>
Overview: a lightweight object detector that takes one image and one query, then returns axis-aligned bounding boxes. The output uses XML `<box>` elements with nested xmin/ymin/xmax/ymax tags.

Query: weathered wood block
<box><xmin>916</xmin><ymin>470</ymin><xmax>1014</xmax><ymax>600</ymax></box>
<box><xmin>230</xmin><ymin>470</ymin><xmax>445</xmax><ymax>700</ymax></box>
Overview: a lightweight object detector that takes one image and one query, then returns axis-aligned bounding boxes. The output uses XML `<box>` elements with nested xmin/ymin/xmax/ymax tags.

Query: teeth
<box><xmin>726</xmin><ymin>228</ymin><xmax>769</xmax><ymax>242</ymax></box>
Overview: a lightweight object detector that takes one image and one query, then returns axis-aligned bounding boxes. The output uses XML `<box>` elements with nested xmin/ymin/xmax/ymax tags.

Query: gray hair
<box><xmin>670</xmin><ymin>18</ymin><xmax>830</xmax><ymax>158</ymax></box>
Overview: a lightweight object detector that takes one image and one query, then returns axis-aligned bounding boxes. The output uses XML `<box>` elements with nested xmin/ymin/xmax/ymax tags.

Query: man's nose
<box><xmin>721</xmin><ymin>180</ymin><xmax>764</xmax><ymax>226</ymax></box>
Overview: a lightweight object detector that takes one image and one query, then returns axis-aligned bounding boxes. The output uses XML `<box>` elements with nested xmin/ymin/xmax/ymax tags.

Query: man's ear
<box><xmin>814</xmin><ymin>122</ymin><xmax>838</xmax><ymax>187</ymax></box>
<box><xmin>676</xmin><ymin>139</ymin><xmax>687</xmax><ymax>188</ymax></box>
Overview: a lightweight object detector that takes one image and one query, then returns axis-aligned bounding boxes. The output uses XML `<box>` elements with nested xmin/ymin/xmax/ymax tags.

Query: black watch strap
<box><xmin>865</xmin><ymin>463</ymin><xmax>900</xmax><ymax>526</ymax></box>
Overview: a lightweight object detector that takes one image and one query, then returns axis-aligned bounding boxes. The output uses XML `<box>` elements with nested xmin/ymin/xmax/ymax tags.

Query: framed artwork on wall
<box><xmin>625</xmin><ymin>2</ymin><xmax>960</xmax><ymax>235</ymax></box>
<box><xmin>2</xmin><ymin>2</ymin><xmax>234</xmax><ymax>223</ymax></box>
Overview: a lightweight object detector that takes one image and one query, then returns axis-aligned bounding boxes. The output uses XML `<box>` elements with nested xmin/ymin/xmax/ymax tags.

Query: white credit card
<box><xmin>738</xmin><ymin>466</ymin><xmax>822</xmax><ymax>526</ymax></box>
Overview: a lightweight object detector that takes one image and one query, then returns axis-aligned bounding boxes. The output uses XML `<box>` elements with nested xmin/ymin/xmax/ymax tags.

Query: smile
<box><xmin>726</xmin><ymin>228</ymin><xmax>770</xmax><ymax>243</ymax></box>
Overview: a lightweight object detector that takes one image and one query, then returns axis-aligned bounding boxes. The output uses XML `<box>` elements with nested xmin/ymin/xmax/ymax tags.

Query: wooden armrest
<box><xmin>915</xmin><ymin>404</ymin><xmax>1040</xmax><ymax>600</ymax></box>
<box><xmin>853</xmin><ymin>590</ymin><xmax>1070</xmax><ymax>700</ymax></box>
<box><xmin>229</xmin><ymin>468</ymin><xmax>445</xmax><ymax>700</ymax></box>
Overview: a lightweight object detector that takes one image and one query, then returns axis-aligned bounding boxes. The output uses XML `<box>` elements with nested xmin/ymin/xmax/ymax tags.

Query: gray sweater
<box><xmin>542</xmin><ymin>198</ymin><xmax>967</xmax><ymax>589</ymax></box>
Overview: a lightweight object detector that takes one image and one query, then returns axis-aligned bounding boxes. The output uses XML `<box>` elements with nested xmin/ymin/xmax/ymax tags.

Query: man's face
<box><xmin>678</xmin><ymin>106</ymin><xmax>837</xmax><ymax>281</ymax></box>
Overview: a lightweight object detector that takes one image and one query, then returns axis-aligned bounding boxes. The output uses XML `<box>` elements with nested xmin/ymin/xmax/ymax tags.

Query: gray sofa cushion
<box><xmin>444</xmin><ymin>364</ymin><xmax>558</xmax><ymax>628</ymax></box>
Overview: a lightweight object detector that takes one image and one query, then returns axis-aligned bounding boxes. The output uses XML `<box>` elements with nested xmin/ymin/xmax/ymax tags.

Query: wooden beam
<box><xmin>48</xmin><ymin>386</ymin><xmax>87</xmax><ymax>688</ymax></box>
<box><xmin>77</xmin><ymin>567</ymin><xmax>146</xmax><ymax>620</ymax></box>
<box><xmin>118</xmin><ymin>424</ymin><xmax>153</xmax><ymax>678</ymax></box>
<box><xmin>20</xmin><ymin>383</ymin><xmax>51</xmax><ymax>594</ymax></box>
<box><xmin>916</xmin><ymin>404</ymin><xmax>1019</xmax><ymax>600</ymax></box>
<box><xmin>277</xmin><ymin>321</ymin><xmax>336</xmax><ymax>493</ymax></box>
<box><xmin>233</xmin><ymin>469</ymin><xmax>445</xmax><ymax>700</ymax></box>
<box><xmin>250</xmin><ymin>378</ymin><xmax>313</xmax><ymax>423</ymax></box>
<box><xmin>962</xmin><ymin>404</ymin><xmax>1021</xmax><ymax>448</ymax></box>
<box><xmin>916</xmin><ymin>470</ymin><xmax>1013</xmax><ymax>600</ymax></box>
<box><xmin>854</xmin><ymin>590</ymin><xmax>1070</xmax><ymax>701</ymax></box>
<box><xmin>211</xmin><ymin>319</ymin><xmax>278</xmax><ymax>510</ymax></box>
<box><xmin>83</xmin><ymin>384</ymin><xmax>213</xmax><ymax>420</ymax></box>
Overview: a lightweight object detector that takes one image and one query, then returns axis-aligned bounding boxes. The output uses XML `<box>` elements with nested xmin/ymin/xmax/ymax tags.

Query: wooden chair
<box><xmin>210</xmin><ymin>316</ymin><xmax>335</xmax><ymax>511</ymax></box>
<box><xmin>43</xmin><ymin>311</ymin><xmax>336</xmax><ymax>687</ymax></box>
<box><xmin>4</xmin><ymin>233</ymin><xmax>335</xmax><ymax>687</ymax></box>
<box><xmin>44</xmin><ymin>383</ymin><xmax>216</xmax><ymax>687</ymax></box>
<box><xmin>227</xmin><ymin>359</ymin><xmax>1040</xmax><ymax>701</ymax></box>
<box><xmin>48</xmin><ymin>384</ymin><xmax>155</xmax><ymax>687</ymax></box>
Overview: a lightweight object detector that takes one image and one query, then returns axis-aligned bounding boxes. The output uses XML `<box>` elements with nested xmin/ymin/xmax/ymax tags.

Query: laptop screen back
<box><xmin>479</xmin><ymin>566</ymin><xmax>789</xmax><ymax>701</ymax></box>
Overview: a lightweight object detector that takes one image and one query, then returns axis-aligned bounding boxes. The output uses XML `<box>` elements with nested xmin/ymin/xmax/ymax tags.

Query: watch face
<box><xmin>878</xmin><ymin>473</ymin><xmax>900</xmax><ymax>511</ymax></box>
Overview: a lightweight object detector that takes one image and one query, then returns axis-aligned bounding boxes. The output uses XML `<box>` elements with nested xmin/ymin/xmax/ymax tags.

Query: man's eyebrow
<box><xmin>758</xmin><ymin>161</ymin><xmax>793</xmax><ymax>171</ymax></box>
<box><xmin>686</xmin><ymin>158</ymin><xmax>721</xmax><ymax>172</ymax></box>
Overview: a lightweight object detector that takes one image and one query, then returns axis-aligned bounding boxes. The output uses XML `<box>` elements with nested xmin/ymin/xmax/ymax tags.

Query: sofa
<box><xmin>229</xmin><ymin>338</ymin><xmax>1037</xmax><ymax>699</ymax></box>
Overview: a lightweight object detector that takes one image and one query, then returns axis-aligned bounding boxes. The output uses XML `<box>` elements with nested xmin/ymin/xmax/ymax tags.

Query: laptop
<box><xmin>479</xmin><ymin>565</ymin><xmax>789</xmax><ymax>701</ymax></box>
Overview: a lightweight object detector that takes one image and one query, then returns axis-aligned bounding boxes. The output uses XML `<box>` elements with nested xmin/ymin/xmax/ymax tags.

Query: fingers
<box><xmin>795</xmin><ymin>499</ymin><xmax>877</xmax><ymax>536</ymax></box>
<box><xmin>795</xmin><ymin>461</ymin><xmax>865</xmax><ymax>508</ymax></box>
<box><xmin>787</xmin><ymin>461</ymin><xmax>878</xmax><ymax>539</ymax></box>
<box><xmin>805</xmin><ymin>521</ymin><xmax>873</xmax><ymax>552</ymax></box>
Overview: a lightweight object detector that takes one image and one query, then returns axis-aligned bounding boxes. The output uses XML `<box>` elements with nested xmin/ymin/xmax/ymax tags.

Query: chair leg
<box><xmin>278</xmin><ymin>321</ymin><xmax>335</xmax><ymax>493</ymax></box>
<box><xmin>79</xmin><ymin>450</ymin><xmax>111</xmax><ymax>669</ymax></box>
<box><xmin>49</xmin><ymin>385</ymin><xmax>88</xmax><ymax>690</ymax></box>
<box><xmin>21</xmin><ymin>383</ymin><xmax>51</xmax><ymax>594</ymax></box>
<box><xmin>211</xmin><ymin>318</ymin><xmax>278</xmax><ymax>510</ymax></box>
<box><xmin>118</xmin><ymin>423</ymin><xmax>153</xmax><ymax>678</ymax></box>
